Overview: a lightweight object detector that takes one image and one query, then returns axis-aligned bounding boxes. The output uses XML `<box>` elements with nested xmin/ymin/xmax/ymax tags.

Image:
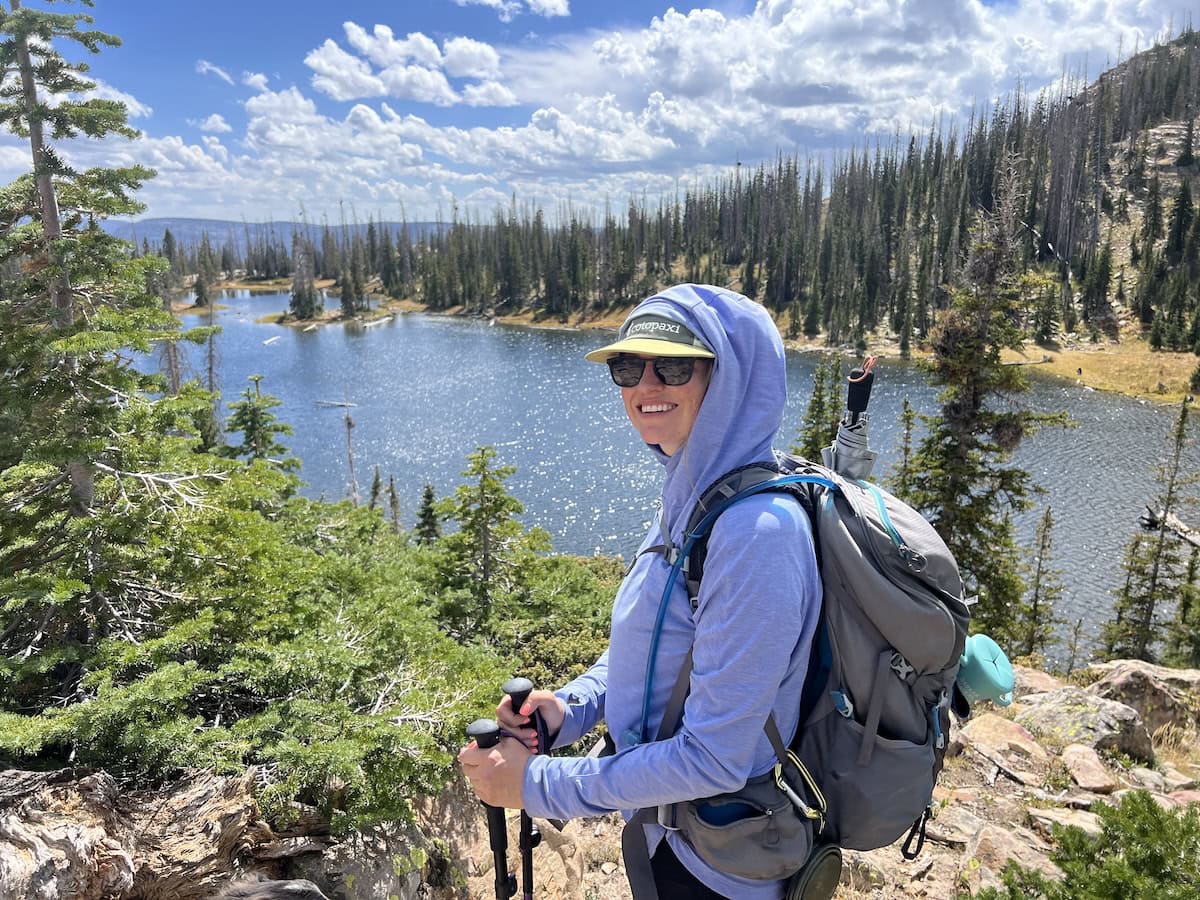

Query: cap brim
<box><xmin>585</xmin><ymin>337</ymin><xmax>716</xmax><ymax>363</ymax></box>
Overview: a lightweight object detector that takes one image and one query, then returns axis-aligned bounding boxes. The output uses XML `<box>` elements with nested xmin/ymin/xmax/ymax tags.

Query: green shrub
<box><xmin>977</xmin><ymin>791</ymin><xmax>1200</xmax><ymax>899</ymax></box>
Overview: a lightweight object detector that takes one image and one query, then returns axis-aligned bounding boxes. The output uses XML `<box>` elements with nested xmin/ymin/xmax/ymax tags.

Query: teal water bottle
<box><xmin>955</xmin><ymin>634</ymin><xmax>1014</xmax><ymax>710</ymax></box>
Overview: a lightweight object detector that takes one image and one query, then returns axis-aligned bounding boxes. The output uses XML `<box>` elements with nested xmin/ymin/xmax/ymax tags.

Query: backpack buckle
<box><xmin>890</xmin><ymin>652</ymin><xmax>915</xmax><ymax>682</ymax></box>
<box><xmin>656</xmin><ymin>803</ymin><xmax>680</xmax><ymax>831</ymax></box>
<box><xmin>831</xmin><ymin>691</ymin><xmax>854</xmax><ymax>718</ymax></box>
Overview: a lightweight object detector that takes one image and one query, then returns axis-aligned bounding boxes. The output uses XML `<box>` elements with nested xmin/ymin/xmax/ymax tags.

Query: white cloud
<box><xmin>527</xmin><ymin>0</ymin><xmax>569</xmax><ymax>16</ymax></box>
<box><xmin>344</xmin><ymin>22</ymin><xmax>441</xmax><ymax>68</ymax></box>
<box><xmin>243</xmin><ymin>71</ymin><xmax>270</xmax><ymax>92</ymax></box>
<box><xmin>453</xmin><ymin>0</ymin><xmax>568</xmax><ymax>23</ymax></box>
<box><xmin>190</xmin><ymin>113</ymin><xmax>232</xmax><ymax>133</ymax></box>
<box><xmin>73</xmin><ymin>0</ymin><xmax>1186</xmax><ymax>224</ymax></box>
<box><xmin>443</xmin><ymin>37</ymin><xmax>501</xmax><ymax>79</ymax></box>
<box><xmin>305</xmin><ymin>39</ymin><xmax>386</xmax><ymax>101</ymax></box>
<box><xmin>87</xmin><ymin>80</ymin><xmax>153</xmax><ymax>118</ymax></box>
<box><xmin>462</xmin><ymin>81</ymin><xmax>518</xmax><ymax>107</ymax></box>
<box><xmin>378</xmin><ymin>66</ymin><xmax>459</xmax><ymax>106</ymax></box>
<box><xmin>195</xmin><ymin>60</ymin><xmax>234</xmax><ymax>85</ymax></box>
<box><xmin>202</xmin><ymin>135</ymin><xmax>229</xmax><ymax>163</ymax></box>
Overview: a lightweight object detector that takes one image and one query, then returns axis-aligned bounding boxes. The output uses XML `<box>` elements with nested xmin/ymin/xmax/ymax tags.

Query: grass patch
<box><xmin>1003</xmin><ymin>332</ymin><xmax>1196</xmax><ymax>404</ymax></box>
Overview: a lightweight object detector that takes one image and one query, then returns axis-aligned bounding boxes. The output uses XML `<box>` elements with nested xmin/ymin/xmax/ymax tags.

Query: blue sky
<box><xmin>0</xmin><ymin>0</ymin><xmax>1186</xmax><ymax>223</ymax></box>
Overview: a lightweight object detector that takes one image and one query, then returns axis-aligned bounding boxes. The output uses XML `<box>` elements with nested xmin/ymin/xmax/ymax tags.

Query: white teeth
<box><xmin>641</xmin><ymin>403</ymin><xmax>675</xmax><ymax>413</ymax></box>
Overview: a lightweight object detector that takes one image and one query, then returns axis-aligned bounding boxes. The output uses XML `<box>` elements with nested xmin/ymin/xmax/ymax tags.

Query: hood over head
<box><xmin>592</xmin><ymin>284</ymin><xmax>788</xmax><ymax>540</ymax></box>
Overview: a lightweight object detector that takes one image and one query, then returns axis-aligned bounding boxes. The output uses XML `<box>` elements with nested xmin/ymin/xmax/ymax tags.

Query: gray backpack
<box><xmin>623</xmin><ymin>452</ymin><xmax>970</xmax><ymax>894</ymax></box>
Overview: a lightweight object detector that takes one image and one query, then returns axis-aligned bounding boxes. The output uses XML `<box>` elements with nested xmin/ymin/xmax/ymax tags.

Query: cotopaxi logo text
<box><xmin>625</xmin><ymin>317</ymin><xmax>683</xmax><ymax>337</ymax></box>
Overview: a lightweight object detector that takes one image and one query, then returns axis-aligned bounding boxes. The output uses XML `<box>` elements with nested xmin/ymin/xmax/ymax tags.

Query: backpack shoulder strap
<box><xmin>682</xmin><ymin>456</ymin><xmax>824</xmax><ymax>604</ymax></box>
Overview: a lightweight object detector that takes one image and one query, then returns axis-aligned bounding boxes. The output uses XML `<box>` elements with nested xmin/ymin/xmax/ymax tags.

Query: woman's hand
<box><xmin>497</xmin><ymin>689</ymin><xmax>566</xmax><ymax>753</ymax></box>
<box><xmin>458</xmin><ymin>736</ymin><xmax>533</xmax><ymax>809</ymax></box>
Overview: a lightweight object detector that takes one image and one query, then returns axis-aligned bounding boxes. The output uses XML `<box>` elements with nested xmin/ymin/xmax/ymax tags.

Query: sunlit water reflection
<box><xmin>174</xmin><ymin>290</ymin><xmax>1200</xmax><ymax>651</ymax></box>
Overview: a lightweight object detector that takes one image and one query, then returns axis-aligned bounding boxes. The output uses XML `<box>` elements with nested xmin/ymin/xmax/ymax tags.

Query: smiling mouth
<box><xmin>639</xmin><ymin>403</ymin><xmax>677</xmax><ymax>414</ymax></box>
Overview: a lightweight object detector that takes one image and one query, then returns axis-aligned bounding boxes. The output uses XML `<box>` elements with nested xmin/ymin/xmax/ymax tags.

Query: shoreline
<box><xmin>197</xmin><ymin>284</ymin><xmax>1197</xmax><ymax>405</ymax></box>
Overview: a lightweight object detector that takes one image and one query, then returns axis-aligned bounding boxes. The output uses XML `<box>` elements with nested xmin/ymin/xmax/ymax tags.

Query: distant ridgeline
<box><xmin>103</xmin><ymin>218</ymin><xmax>447</xmax><ymax>259</ymax></box>
<box><xmin>117</xmin><ymin>29</ymin><xmax>1198</xmax><ymax>352</ymax></box>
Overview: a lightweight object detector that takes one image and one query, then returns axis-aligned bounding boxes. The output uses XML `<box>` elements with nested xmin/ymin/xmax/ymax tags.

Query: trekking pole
<box><xmin>465</xmin><ymin>718</ymin><xmax>518</xmax><ymax>900</ymax></box>
<box><xmin>503</xmin><ymin>677</ymin><xmax>547</xmax><ymax>900</ymax></box>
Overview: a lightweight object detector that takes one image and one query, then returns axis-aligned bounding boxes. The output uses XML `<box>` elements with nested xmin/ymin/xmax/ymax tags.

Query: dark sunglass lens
<box><xmin>654</xmin><ymin>358</ymin><xmax>695</xmax><ymax>385</ymax></box>
<box><xmin>608</xmin><ymin>356</ymin><xmax>645</xmax><ymax>387</ymax></box>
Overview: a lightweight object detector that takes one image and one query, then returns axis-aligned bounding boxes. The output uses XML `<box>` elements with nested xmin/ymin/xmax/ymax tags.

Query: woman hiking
<box><xmin>459</xmin><ymin>284</ymin><xmax>822</xmax><ymax>900</ymax></box>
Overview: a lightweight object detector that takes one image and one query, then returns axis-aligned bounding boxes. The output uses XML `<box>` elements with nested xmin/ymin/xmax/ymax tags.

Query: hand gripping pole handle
<box><xmin>465</xmin><ymin>718</ymin><xmax>516</xmax><ymax>899</ymax></box>
<box><xmin>503</xmin><ymin>677</ymin><xmax>546</xmax><ymax>900</ymax></box>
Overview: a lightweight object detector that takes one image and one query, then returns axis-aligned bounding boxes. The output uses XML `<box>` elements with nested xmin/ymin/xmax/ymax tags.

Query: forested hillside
<box><xmin>152</xmin><ymin>30</ymin><xmax>1200</xmax><ymax>364</ymax></box>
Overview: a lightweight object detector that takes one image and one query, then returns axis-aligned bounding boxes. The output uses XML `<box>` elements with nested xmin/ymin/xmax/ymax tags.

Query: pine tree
<box><xmin>193</xmin><ymin>270</ymin><xmax>210</xmax><ymax>307</ymax></box>
<box><xmin>434</xmin><ymin>446</ymin><xmax>550</xmax><ymax>638</ymax></box>
<box><xmin>1165</xmin><ymin>180</ymin><xmax>1194</xmax><ymax>265</ymax></box>
<box><xmin>886</xmin><ymin>398</ymin><xmax>918</xmax><ymax>499</ymax></box>
<box><xmin>0</xmin><ymin>0</ymin><xmax>197</xmax><ymax>706</ymax></box>
<box><xmin>903</xmin><ymin>156</ymin><xmax>1067</xmax><ymax>643</ymax></box>
<box><xmin>1102</xmin><ymin>398</ymin><xmax>1196</xmax><ymax>661</ymax></box>
<box><xmin>415</xmin><ymin>483</ymin><xmax>440</xmax><ymax>544</ymax></box>
<box><xmin>1015</xmin><ymin>507</ymin><xmax>1065</xmax><ymax>659</ymax></box>
<box><xmin>289</xmin><ymin>233</ymin><xmax>320</xmax><ymax>319</ymax></box>
<box><xmin>387</xmin><ymin>474</ymin><xmax>402</xmax><ymax>534</ymax></box>
<box><xmin>791</xmin><ymin>358</ymin><xmax>829</xmax><ymax>459</ymax></box>
<box><xmin>1164</xmin><ymin>548</ymin><xmax>1200</xmax><ymax>667</ymax></box>
<box><xmin>368</xmin><ymin>465</ymin><xmax>383</xmax><ymax>510</ymax></box>
<box><xmin>222</xmin><ymin>375</ymin><xmax>298</xmax><ymax>471</ymax></box>
<box><xmin>1176</xmin><ymin>117</ymin><xmax>1196</xmax><ymax>167</ymax></box>
<box><xmin>339</xmin><ymin>267</ymin><xmax>355</xmax><ymax>319</ymax></box>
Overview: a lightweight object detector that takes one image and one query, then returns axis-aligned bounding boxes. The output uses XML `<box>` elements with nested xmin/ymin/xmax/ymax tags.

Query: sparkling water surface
<box><xmin>176</xmin><ymin>290</ymin><xmax>1200</xmax><ymax>645</ymax></box>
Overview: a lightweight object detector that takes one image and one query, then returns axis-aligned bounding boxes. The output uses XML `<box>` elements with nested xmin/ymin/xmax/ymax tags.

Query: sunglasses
<box><xmin>607</xmin><ymin>354</ymin><xmax>701</xmax><ymax>387</ymax></box>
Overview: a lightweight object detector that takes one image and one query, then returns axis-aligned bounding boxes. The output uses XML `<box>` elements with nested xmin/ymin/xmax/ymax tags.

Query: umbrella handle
<box><xmin>847</xmin><ymin>355</ymin><xmax>878</xmax><ymax>419</ymax></box>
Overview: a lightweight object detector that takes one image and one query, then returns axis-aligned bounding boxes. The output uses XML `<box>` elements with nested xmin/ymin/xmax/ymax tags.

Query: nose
<box><xmin>633</xmin><ymin>359</ymin><xmax>663</xmax><ymax>386</ymax></box>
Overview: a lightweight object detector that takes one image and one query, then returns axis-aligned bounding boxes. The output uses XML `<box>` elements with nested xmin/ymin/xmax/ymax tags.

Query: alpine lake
<box><xmin>174</xmin><ymin>289</ymin><xmax>1200</xmax><ymax>655</ymax></box>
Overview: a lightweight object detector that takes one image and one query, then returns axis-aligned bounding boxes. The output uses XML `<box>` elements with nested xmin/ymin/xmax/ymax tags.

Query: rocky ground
<box><xmin>2</xmin><ymin>659</ymin><xmax>1198</xmax><ymax>899</ymax></box>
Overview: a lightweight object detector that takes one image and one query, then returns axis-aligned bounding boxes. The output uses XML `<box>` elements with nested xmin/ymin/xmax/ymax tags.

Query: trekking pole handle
<box><xmin>465</xmin><ymin>718</ymin><xmax>517</xmax><ymax>900</ymax></box>
<box><xmin>503</xmin><ymin>677</ymin><xmax>550</xmax><ymax>752</ymax></box>
<box><xmin>503</xmin><ymin>677</ymin><xmax>566</xmax><ymax>833</ymax></box>
<box><xmin>467</xmin><ymin>717</ymin><xmax>503</xmax><ymax>749</ymax></box>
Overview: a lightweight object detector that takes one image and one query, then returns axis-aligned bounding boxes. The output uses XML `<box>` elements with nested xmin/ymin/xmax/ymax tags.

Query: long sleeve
<box><xmin>550</xmin><ymin>650</ymin><xmax>609</xmax><ymax>749</ymax></box>
<box><xmin>523</xmin><ymin>494</ymin><xmax>819</xmax><ymax>823</ymax></box>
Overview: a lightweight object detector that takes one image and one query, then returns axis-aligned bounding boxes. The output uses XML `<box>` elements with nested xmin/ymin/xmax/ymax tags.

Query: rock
<box><xmin>1127</xmin><ymin>767</ymin><xmax>1167</xmax><ymax>793</ymax></box>
<box><xmin>1014</xmin><ymin>665</ymin><xmax>1064</xmax><ymax>696</ymax></box>
<box><xmin>1014</xmin><ymin>686</ymin><xmax>1154</xmax><ymax>762</ymax></box>
<box><xmin>1085</xmin><ymin>661</ymin><xmax>1198</xmax><ymax>734</ymax></box>
<box><xmin>925</xmin><ymin>805</ymin><xmax>986</xmax><ymax>848</ymax></box>
<box><xmin>1027</xmin><ymin>807</ymin><xmax>1103</xmax><ymax>839</ymax></box>
<box><xmin>961</xmin><ymin>824</ymin><xmax>1062</xmax><ymax>895</ymax></box>
<box><xmin>217</xmin><ymin>879</ymin><xmax>330</xmax><ymax>899</ymax></box>
<box><xmin>959</xmin><ymin>712</ymin><xmax>1048</xmax><ymax>762</ymax></box>
<box><xmin>1160</xmin><ymin>762</ymin><xmax>1197</xmax><ymax>791</ymax></box>
<box><xmin>1170</xmin><ymin>789</ymin><xmax>1200</xmax><ymax>806</ymax></box>
<box><xmin>1061</xmin><ymin>744</ymin><xmax>1118</xmax><ymax>793</ymax></box>
<box><xmin>288</xmin><ymin>822</ymin><xmax>434</xmax><ymax>900</ymax></box>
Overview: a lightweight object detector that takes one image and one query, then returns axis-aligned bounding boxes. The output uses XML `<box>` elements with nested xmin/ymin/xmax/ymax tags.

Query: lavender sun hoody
<box><xmin>522</xmin><ymin>284</ymin><xmax>821</xmax><ymax>899</ymax></box>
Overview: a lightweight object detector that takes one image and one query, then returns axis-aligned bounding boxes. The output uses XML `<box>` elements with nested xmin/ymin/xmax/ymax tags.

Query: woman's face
<box><xmin>619</xmin><ymin>355</ymin><xmax>712</xmax><ymax>456</ymax></box>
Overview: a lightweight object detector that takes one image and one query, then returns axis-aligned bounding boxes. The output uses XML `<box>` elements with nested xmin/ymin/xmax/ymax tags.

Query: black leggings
<box><xmin>650</xmin><ymin>840</ymin><xmax>729</xmax><ymax>900</ymax></box>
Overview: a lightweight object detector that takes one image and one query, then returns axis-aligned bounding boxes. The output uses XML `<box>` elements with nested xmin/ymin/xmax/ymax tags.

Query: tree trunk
<box><xmin>11</xmin><ymin>0</ymin><xmax>93</xmax><ymax>514</ymax></box>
